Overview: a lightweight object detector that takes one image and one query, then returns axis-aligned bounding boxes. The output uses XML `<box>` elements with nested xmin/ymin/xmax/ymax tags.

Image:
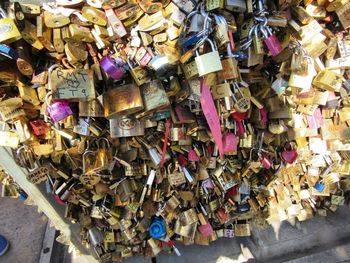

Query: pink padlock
<box><xmin>135</xmin><ymin>47</ymin><xmax>152</xmax><ymax>67</ymax></box>
<box><xmin>261</xmin><ymin>25</ymin><xmax>283</xmax><ymax>57</ymax></box>
<box><xmin>259</xmin><ymin>152</ymin><xmax>272</xmax><ymax>169</ymax></box>
<box><xmin>281</xmin><ymin>142</ymin><xmax>298</xmax><ymax>164</ymax></box>
<box><xmin>139</xmin><ymin>52</ymin><xmax>152</xmax><ymax>67</ymax></box>
<box><xmin>188</xmin><ymin>149</ymin><xmax>200</xmax><ymax>161</ymax></box>
<box><xmin>46</xmin><ymin>92</ymin><xmax>73</xmax><ymax>123</ymax></box>
<box><xmin>198</xmin><ymin>223</ymin><xmax>214</xmax><ymax>237</ymax></box>
<box><xmin>222</xmin><ymin>133</ymin><xmax>237</xmax><ymax>154</ymax></box>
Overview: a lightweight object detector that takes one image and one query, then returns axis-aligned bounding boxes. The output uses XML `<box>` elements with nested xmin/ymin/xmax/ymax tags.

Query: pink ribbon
<box><xmin>200</xmin><ymin>79</ymin><xmax>224</xmax><ymax>159</ymax></box>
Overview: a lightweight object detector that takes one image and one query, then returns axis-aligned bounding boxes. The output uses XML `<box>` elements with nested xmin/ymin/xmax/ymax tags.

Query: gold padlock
<box><xmin>48</xmin><ymin>64</ymin><xmax>96</xmax><ymax>101</ymax></box>
<box><xmin>82</xmin><ymin>6</ymin><xmax>107</xmax><ymax>26</ymax></box>
<box><xmin>0</xmin><ymin>8</ymin><xmax>21</xmax><ymax>44</ymax></box>
<box><xmin>104</xmin><ymin>84</ymin><xmax>144</xmax><ymax>118</ymax></box>
<box><xmin>312</xmin><ymin>69</ymin><xmax>343</xmax><ymax>92</ymax></box>
<box><xmin>43</xmin><ymin>11</ymin><xmax>70</xmax><ymax>28</ymax></box>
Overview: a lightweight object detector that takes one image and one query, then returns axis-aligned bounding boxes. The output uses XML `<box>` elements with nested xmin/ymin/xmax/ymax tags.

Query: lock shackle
<box><xmin>47</xmin><ymin>64</ymin><xmax>60</xmax><ymax>91</ymax></box>
<box><xmin>16</xmin><ymin>145</ymin><xmax>39</xmax><ymax>171</ymax></box>
<box><xmin>0</xmin><ymin>7</ymin><xmax>8</xmax><ymax>18</ymax></box>
<box><xmin>45</xmin><ymin>91</ymin><xmax>53</xmax><ymax>107</ymax></box>
<box><xmin>240</xmin><ymin>25</ymin><xmax>257</xmax><ymax>50</ymax></box>
<box><xmin>82</xmin><ymin>150</ymin><xmax>95</xmax><ymax>174</ymax></box>
<box><xmin>96</xmin><ymin>137</ymin><xmax>110</xmax><ymax>149</ymax></box>
<box><xmin>197</xmin><ymin>38</ymin><xmax>217</xmax><ymax>54</ymax></box>
<box><xmin>259</xmin><ymin>24</ymin><xmax>270</xmax><ymax>39</ymax></box>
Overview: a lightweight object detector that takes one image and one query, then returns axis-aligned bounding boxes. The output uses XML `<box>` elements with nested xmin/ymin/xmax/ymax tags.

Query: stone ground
<box><xmin>0</xmin><ymin>197</ymin><xmax>47</xmax><ymax>263</ymax></box>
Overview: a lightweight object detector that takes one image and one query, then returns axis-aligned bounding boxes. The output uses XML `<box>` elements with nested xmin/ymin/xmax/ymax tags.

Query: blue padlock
<box><xmin>149</xmin><ymin>217</ymin><xmax>166</xmax><ymax>239</ymax></box>
<box><xmin>314</xmin><ymin>182</ymin><xmax>325</xmax><ymax>192</ymax></box>
<box><xmin>0</xmin><ymin>44</ymin><xmax>18</xmax><ymax>60</ymax></box>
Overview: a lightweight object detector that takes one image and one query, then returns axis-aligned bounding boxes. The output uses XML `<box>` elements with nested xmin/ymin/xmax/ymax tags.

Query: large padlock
<box><xmin>104</xmin><ymin>84</ymin><xmax>144</xmax><ymax>118</ymax></box>
<box><xmin>195</xmin><ymin>39</ymin><xmax>223</xmax><ymax>77</ymax></box>
<box><xmin>48</xmin><ymin>64</ymin><xmax>95</xmax><ymax>101</ymax></box>
<box><xmin>45</xmin><ymin>92</ymin><xmax>73</xmax><ymax>123</ymax></box>
<box><xmin>0</xmin><ymin>8</ymin><xmax>21</xmax><ymax>44</ymax></box>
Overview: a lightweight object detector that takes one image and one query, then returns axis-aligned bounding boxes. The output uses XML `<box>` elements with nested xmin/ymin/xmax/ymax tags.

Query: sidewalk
<box><xmin>0</xmin><ymin>197</ymin><xmax>47</xmax><ymax>263</ymax></box>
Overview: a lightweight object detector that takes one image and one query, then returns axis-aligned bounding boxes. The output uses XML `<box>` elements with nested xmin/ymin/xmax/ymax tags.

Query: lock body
<box><xmin>47</xmin><ymin>101</ymin><xmax>73</xmax><ymax>123</ymax></box>
<box><xmin>195</xmin><ymin>51</ymin><xmax>223</xmax><ymax>77</ymax></box>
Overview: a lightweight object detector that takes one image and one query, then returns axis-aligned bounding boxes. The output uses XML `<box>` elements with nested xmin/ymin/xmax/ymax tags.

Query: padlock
<box><xmin>16</xmin><ymin>146</ymin><xmax>48</xmax><ymax>184</ymax></box>
<box><xmin>30</xmin><ymin>119</ymin><xmax>48</xmax><ymax>136</ymax></box>
<box><xmin>48</xmin><ymin>64</ymin><xmax>95</xmax><ymax>101</ymax></box>
<box><xmin>206</xmin><ymin>0</ymin><xmax>224</xmax><ymax>11</ymax></box>
<box><xmin>104</xmin><ymin>84</ymin><xmax>144</xmax><ymax>118</ymax></box>
<box><xmin>82</xmin><ymin>6</ymin><xmax>107</xmax><ymax>26</ymax></box>
<box><xmin>218</xmin><ymin>44</ymin><xmax>240</xmax><ymax>81</ymax></box>
<box><xmin>137</xmin><ymin>80</ymin><xmax>170</xmax><ymax>118</ymax></box>
<box><xmin>137</xmin><ymin>137</ymin><xmax>170</xmax><ymax>166</ymax></box>
<box><xmin>100</xmin><ymin>54</ymin><xmax>126</xmax><ymax>80</ymax></box>
<box><xmin>188</xmin><ymin>12</ymin><xmax>205</xmax><ymax>33</ymax></box>
<box><xmin>312</xmin><ymin>69</ymin><xmax>343</xmax><ymax>92</ymax></box>
<box><xmin>195</xmin><ymin>39</ymin><xmax>223</xmax><ymax>77</ymax></box>
<box><xmin>0</xmin><ymin>7</ymin><xmax>21</xmax><ymax>44</ymax></box>
<box><xmin>260</xmin><ymin>24</ymin><xmax>283</xmax><ymax>57</ymax></box>
<box><xmin>281</xmin><ymin>142</ymin><xmax>298</xmax><ymax>164</ymax></box>
<box><xmin>148</xmin><ymin>55</ymin><xmax>177</xmax><ymax>79</ymax></box>
<box><xmin>45</xmin><ymin>92</ymin><xmax>73</xmax><ymax>123</ymax></box>
<box><xmin>110</xmin><ymin>116</ymin><xmax>145</xmax><ymax>138</ymax></box>
<box><xmin>127</xmin><ymin>60</ymin><xmax>150</xmax><ymax>86</ymax></box>
<box><xmin>232</xmin><ymin>83</ymin><xmax>251</xmax><ymax>113</ymax></box>
<box><xmin>91</xmin><ymin>138</ymin><xmax>112</xmax><ymax>173</ymax></box>
<box><xmin>253</xmin><ymin>25</ymin><xmax>265</xmax><ymax>55</ymax></box>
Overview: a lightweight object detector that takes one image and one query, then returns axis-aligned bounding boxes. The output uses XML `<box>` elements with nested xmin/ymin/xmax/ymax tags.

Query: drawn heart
<box><xmin>282</xmin><ymin>150</ymin><xmax>298</xmax><ymax>164</ymax></box>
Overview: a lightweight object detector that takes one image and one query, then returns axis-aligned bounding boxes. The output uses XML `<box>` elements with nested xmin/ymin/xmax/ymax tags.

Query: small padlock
<box><xmin>281</xmin><ymin>142</ymin><xmax>298</xmax><ymax>164</ymax></box>
<box><xmin>45</xmin><ymin>92</ymin><xmax>73</xmax><ymax>123</ymax></box>
<box><xmin>30</xmin><ymin>119</ymin><xmax>48</xmax><ymax>136</ymax></box>
<box><xmin>260</xmin><ymin>24</ymin><xmax>283</xmax><ymax>57</ymax></box>
<box><xmin>232</xmin><ymin>83</ymin><xmax>251</xmax><ymax>113</ymax></box>
<box><xmin>195</xmin><ymin>39</ymin><xmax>223</xmax><ymax>77</ymax></box>
<box><xmin>92</xmin><ymin>138</ymin><xmax>112</xmax><ymax>173</ymax></box>
<box><xmin>0</xmin><ymin>7</ymin><xmax>22</xmax><ymax>44</ymax></box>
<box><xmin>100</xmin><ymin>54</ymin><xmax>126</xmax><ymax>80</ymax></box>
<box><xmin>253</xmin><ymin>25</ymin><xmax>265</xmax><ymax>55</ymax></box>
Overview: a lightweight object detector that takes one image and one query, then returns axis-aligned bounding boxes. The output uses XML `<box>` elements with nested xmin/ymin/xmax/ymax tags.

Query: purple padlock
<box><xmin>46</xmin><ymin>92</ymin><xmax>73</xmax><ymax>123</ymax></box>
<box><xmin>261</xmin><ymin>25</ymin><xmax>283</xmax><ymax>57</ymax></box>
<box><xmin>100</xmin><ymin>54</ymin><xmax>126</xmax><ymax>80</ymax></box>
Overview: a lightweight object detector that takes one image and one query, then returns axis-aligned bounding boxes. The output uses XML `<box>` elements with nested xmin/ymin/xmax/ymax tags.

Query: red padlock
<box><xmin>30</xmin><ymin>119</ymin><xmax>48</xmax><ymax>136</ymax></box>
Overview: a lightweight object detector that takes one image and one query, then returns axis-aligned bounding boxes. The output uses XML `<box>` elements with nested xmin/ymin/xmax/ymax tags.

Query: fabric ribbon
<box><xmin>200</xmin><ymin>78</ymin><xmax>224</xmax><ymax>159</ymax></box>
<box><xmin>160</xmin><ymin>118</ymin><xmax>171</xmax><ymax>168</ymax></box>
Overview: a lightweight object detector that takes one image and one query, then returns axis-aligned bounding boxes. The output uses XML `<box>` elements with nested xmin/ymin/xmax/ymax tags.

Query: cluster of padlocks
<box><xmin>0</xmin><ymin>0</ymin><xmax>350</xmax><ymax>261</ymax></box>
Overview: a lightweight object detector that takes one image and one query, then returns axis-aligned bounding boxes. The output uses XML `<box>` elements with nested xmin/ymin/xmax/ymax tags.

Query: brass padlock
<box><xmin>104</xmin><ymin>84</ymin><xmax>144</xmax><ymax>118</ymax></box>
<box><xmin>110</xmin><ymin>116</ymin><xmax>145</xmax><ymax>138</ymax></box>
<box><xmin>137</xmin><ymin>80</ymin><xmax>170</xmax><ymax>118</ymax></box>
<box><xmin>48</xmin><ymin>64</ymin><xmax>95</xmax><ymax>101</ymax></box>
<box><xmin>0</xmin><ymin>7</ymin><xmax>21</xmax><ymax>44</ymax></box>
